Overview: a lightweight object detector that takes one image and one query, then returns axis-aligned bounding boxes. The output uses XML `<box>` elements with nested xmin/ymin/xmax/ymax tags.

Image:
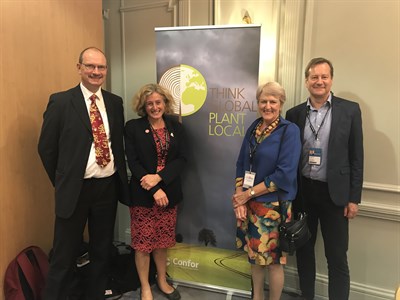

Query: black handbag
<box><xmin>278</xmin><ymin>212</ymin><xmax>311</xmax><ymax>256</ymax></box>
<box><xmin>275</xmin><ymin>125</ymin><xmax>311</xmax><ymax>255</ymax></box>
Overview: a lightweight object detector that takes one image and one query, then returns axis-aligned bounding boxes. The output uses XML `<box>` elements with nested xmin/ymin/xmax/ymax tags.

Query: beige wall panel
<box><xmin>187</xmin><ymin>0</ymin><xmax>213</xmax><ymax>26</ymax></box>
<box><xmin>0</xmin><ymin>1</ymin><xmax>103</xmax><ymax>298</ymax></box>
<box><xmin>303</xmin><ymin>0</ymin><xmax>399</xmax><ymax>187</ymax></box>
<box><xmin>214</xmin><ymin>0</ymin><xmax>280</xmax><ymax>84</ymax></box>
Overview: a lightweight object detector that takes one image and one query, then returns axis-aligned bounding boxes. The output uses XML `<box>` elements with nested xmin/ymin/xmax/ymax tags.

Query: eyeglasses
<box><xmin>80</xmin><ymin>63</ymin><xmax>107</xmax><ymax>72</ymax></box>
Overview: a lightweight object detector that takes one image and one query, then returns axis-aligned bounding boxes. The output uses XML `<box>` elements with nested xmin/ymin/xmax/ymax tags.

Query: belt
<box><xmin>302</xmin><ymin>176</ymin><xmax>327</xmax><ymax>186</ymax></box>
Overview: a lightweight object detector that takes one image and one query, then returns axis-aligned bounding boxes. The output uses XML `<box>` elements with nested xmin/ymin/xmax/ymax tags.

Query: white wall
<box><xmin>103</xmin><ymin>0</ymin><xmax>400</xmax><ymax>299</ymax></box>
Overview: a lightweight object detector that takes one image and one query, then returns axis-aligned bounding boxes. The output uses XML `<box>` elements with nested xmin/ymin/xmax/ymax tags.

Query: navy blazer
<box><xmin>286</xmin><ymin>94</ymin><xmax>363</xmax><ymax>206</ymax></box>
<box><xmin>124</xmin><ymin>115</ymin><xmax>187</xmax><ymax>208</ymax></box>
<box><xmin>38</xmin><ymin>85</ymin><xmax>130</xmax><ymax>218</ymax></box>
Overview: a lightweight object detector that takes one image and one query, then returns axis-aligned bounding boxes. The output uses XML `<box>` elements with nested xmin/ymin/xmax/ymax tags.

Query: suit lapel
<box><xmin>140</xmin><ymin>117</ymin><xmax>157</xmax><ymax>149</ymax></box>
<box><xmin>103</xmin><ymin>90</ymin><xmax>115</xmax><ymax>134</ymax></box>
<box><xmin>71</xmin><ymin>86</ymin><xmax>92</xmax><ymax>133</ymax></box>
<box><xmin>164</xmin><ymin>115</ymin><xmax>177</xmax><ymax>150</ymax></box>
<box><xmin>329</xmin><ymin>96</ymin><xmax>341</xmax><ymax>143</ymax></box>
<box><xmin>298</xmin><ymin>103</ymin><xmax>308</xmax><ymax>142</ymax></box>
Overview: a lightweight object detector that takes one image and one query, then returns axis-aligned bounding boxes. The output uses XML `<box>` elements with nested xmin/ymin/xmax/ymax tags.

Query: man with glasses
<box><xmin>38</xmin><ymin>47</ymin><xmax>129</xmax><ymax>300</ymax></box>
<box><xmin>286</xmin><ymin>57</ymin><xmax>363</xmax><ymax>300</ymax></box>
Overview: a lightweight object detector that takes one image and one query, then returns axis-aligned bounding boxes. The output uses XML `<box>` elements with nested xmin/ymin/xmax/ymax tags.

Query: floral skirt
<box><xmin>130</xmin><ymin>205</ymin><xmax>177</xmax><ymax>253</ymax></box>
<box><xmin>236</xmin><ymin>200</ymin><xmax>292</xmax><ymax>265</ymax></box>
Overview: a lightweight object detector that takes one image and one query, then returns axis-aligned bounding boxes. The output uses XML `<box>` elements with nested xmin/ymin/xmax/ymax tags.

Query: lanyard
<box><xmin>248</xmin><ymin>121</ymin><xmax>263</xmax><ymax>171</ymax></box>
<box><xmin>248</xmin><ymin>139</ymin><xmax>258</xmax><ymax>172</ymax></box>
<box><xmin>150</xmin><ymin>126</ymin><xmax>170</xmax><ymax>158</ymax></box>
<box><xmin>248</xmin><ymin>118</ymin><xmax>280</xmax><ymax>170</ymax></box>
<box><xmin>306</xmin><ymin>105</ymin><xmax>331</xmax><ymax>140</ymax></box>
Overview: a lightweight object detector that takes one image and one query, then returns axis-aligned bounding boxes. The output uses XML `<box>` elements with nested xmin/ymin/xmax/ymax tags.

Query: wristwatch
<box><xmin>249</xmin><ymin>188</ymin><xmax>255</xmax><ymax>197</ymax></box>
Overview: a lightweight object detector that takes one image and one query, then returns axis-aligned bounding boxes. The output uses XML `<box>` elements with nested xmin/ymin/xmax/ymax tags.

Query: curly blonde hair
<box><xmin>133</xmin><ymin>83</ymin><xmax>176</xmax><ymax>117</ymax></box>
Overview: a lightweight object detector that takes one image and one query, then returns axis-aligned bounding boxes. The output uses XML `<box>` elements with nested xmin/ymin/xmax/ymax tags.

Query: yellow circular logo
<box><xmin>159</xmin><ymin>64</ymin><xmax>207</xmax><ymax>116</ymax></box>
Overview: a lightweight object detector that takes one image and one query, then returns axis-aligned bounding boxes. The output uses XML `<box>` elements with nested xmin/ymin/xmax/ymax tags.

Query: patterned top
<box><xmin>151</xmin><ymin>127</ymin><xmax>169</xmax><ymax>172</ymax></box>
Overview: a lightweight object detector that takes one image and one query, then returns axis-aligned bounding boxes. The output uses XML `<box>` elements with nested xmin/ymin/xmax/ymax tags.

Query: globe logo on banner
<box><xmin>159</xmin><ymin>64</ymin><xmax>207</xmax><ymax>116</ymax></box>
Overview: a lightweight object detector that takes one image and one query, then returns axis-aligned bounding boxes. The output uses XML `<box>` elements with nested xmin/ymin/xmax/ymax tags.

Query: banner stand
<box><xmin>156</xmin><ymin>24</ymin><xmax>261</xmax><ymax>293</ymax></box>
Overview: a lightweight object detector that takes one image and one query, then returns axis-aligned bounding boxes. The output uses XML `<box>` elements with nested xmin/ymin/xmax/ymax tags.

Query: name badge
<box><xmin>308</xmin><ymin>148</ymin><xmax>322</xmax><ymax>165</ymax></box>
<box><xmin>243</xmin><ymin>171</ymin><xmax>256</xmax><ymax>188</ymax></box>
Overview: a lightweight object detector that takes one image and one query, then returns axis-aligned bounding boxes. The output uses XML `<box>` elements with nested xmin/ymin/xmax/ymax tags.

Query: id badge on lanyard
<box><xmin>243</xmin><ymin>171</ymin><xmax>256</xmax><ymax>188</ymax></box>
<box><xmin>244</xmin><ymin>128</ymin><xmax>259</xmax><ymax>188</ymax></box>
<box><xmin>307</xmin><ymin>105</ymin><xmax>329</xmax><ymax>166</ymax></box>
<box><xmin>308</xmin><ymin>139</ymin><xmax>322</xmax><ymax>166</ymax></box>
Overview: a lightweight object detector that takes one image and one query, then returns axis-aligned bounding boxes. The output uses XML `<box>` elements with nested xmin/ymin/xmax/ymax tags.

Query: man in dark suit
<box><xmin>286</xmin><ymin>57</ymin><xmax>363</xmax><ymax>300</ymax></box>
<box><xmin>38</xmin><ymin>47</ymin><xmax>129</xmax><ymax>300</ymax></box>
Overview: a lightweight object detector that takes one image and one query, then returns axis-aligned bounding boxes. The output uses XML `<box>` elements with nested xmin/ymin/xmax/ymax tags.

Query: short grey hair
<box><xmin>256</xmin><ymin>81</ymin><xmax>286</xmax><ymax>105</ymax></box>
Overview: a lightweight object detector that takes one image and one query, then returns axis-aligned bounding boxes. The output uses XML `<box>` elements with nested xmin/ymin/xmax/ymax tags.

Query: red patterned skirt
<box><xmin>129</xmin><ymin>205</ymin><xmax>177</xmax><ymax>253</ymax></box>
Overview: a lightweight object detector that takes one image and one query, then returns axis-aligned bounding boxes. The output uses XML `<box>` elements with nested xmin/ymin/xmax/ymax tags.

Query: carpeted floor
<box><xmin>112</xmin><ymin>284</ymin><xmax>303</xmax><ymax>300</ymax></box>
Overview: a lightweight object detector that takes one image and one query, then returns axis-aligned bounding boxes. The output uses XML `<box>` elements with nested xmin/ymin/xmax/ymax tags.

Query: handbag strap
<box><xmin>277</xmin><ymin>121</ymin><xmax>306</xmax><ymax>220</ymax></box>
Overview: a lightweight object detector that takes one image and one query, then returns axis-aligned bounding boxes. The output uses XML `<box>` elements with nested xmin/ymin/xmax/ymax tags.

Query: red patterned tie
<box><xmin>89</xmin><ymin>94</ymin><xmax>110</xmax><ymax>167</ymax></box>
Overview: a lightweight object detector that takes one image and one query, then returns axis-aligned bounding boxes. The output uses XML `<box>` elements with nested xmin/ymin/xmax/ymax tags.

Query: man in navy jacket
<box><xmin>286</xmin><ymin>57</ymin><xmax>363</xmax><ymax>300</ymax></box>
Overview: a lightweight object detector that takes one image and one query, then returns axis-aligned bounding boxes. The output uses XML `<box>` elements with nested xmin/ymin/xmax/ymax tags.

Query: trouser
<box><xmin>43</xmin><ymin>175</ymin><xmax>118</xmax><ymax>300</ymax></box>
<box><xmin>296</xmin><ymin>177</ymin><xmax>349</xmax><ymax>300</ymax></box>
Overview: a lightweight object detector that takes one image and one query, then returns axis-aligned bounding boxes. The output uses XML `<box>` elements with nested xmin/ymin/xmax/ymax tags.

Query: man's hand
<box><xmin>344</xmin><ymin>202</ymin><xmax>358</xmax><ymax>219</ymax></box>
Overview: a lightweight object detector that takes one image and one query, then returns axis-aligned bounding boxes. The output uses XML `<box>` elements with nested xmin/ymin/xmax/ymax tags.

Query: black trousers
<box><xmin>296</xmin><ymin>177</ymin><xmax>349</xmax><ymax>300</ymax></box>
<box><xmin>43</xmin><ymin>174</ymin><xmax>118</xmax><ymax>300</ymax></box>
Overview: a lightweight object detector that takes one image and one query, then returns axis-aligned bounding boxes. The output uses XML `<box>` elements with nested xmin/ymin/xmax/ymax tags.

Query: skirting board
<box><xmin>283</xmin><ymin>266</ymin><xmax>396</xmax><ymax>300</ymax></box>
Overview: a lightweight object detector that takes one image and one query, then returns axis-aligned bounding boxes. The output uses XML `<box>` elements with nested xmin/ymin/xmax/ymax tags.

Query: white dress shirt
<box><xmin>80</xmin><ymin>83</ymin><xmax>115</xmax><ymax>178</ymax></box>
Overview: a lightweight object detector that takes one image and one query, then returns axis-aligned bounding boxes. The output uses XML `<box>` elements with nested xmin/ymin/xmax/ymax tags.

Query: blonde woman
<box><xmin>125</xmin><ymin>84</ymin><xmax>187</xmax><ymax>300</ymax></box>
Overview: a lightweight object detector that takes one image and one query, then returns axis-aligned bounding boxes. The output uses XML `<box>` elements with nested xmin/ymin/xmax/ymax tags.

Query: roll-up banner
<box><xmin>155</xmin><ymin>25</ymin><xmax>261</xmax><ymax>294</ymax></box>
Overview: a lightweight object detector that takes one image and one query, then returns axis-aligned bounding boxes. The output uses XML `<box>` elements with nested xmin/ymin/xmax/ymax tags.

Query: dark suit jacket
<box><xmin>124</xmin><ymin>115</ymin><xmax>187</xmax><ymax>208</ymax></box>
<box><xmin>286</xmin><ymin>94</ymin><xmax>363</xmax><ymax>206</ymax></box>
<box><xmin>38</xmin><ymin>85</ymin><xmax>129</xmax><ymax>218</ymax></box>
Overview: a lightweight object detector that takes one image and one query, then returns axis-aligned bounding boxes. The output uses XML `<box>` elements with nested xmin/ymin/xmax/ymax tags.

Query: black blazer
<box><xmin>38</xmin><ymin>85</ymin><xmax>129</xmax><ymax>218</ymax></box>
<box><xmin>286</xmin><ymin>94</ymin><xmax>363</xmax><ymax>206</ymax></box>
<box><xmin>124</xmin><ymin>115</ymin><xmax>187</xmax><ymax>208</ymax></box>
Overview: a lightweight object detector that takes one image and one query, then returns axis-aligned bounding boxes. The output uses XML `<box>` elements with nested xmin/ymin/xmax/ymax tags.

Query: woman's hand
<box><xmin>140</xmin><ymin>174</ymin><xmax>162</xmax><ymax>190</ymax></box>
<box><xmin>153</xmin><ymin>189</ymin><xmax>169</xmax><ymax>207</ymax></box>
<box><xmin>234</xmin><ymin>205</ymin><xmax>247</xmax><ymax>221</ymax></box>
<box><xmin>232</xmin><ymin>190</ymin><xmax>250</xmax><ymax>208</ymax></box>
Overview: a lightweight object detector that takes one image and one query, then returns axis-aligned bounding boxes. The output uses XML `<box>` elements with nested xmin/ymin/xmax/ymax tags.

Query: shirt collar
<box><xmin>306</xmin><ymin>92</ymin><xmax>332</xmax><ymax>110</ymax></box>
<box><xmin>80</xmin><ymin>83</ymin><xmax>102</xmax><ymax>102</ymax></box>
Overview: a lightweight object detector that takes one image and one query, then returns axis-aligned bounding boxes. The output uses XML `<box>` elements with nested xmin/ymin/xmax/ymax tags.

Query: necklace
<box><xmin>255</xmin><ymin>118</ymin><xmax>280</xmax><ymax>137</ymax></box>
